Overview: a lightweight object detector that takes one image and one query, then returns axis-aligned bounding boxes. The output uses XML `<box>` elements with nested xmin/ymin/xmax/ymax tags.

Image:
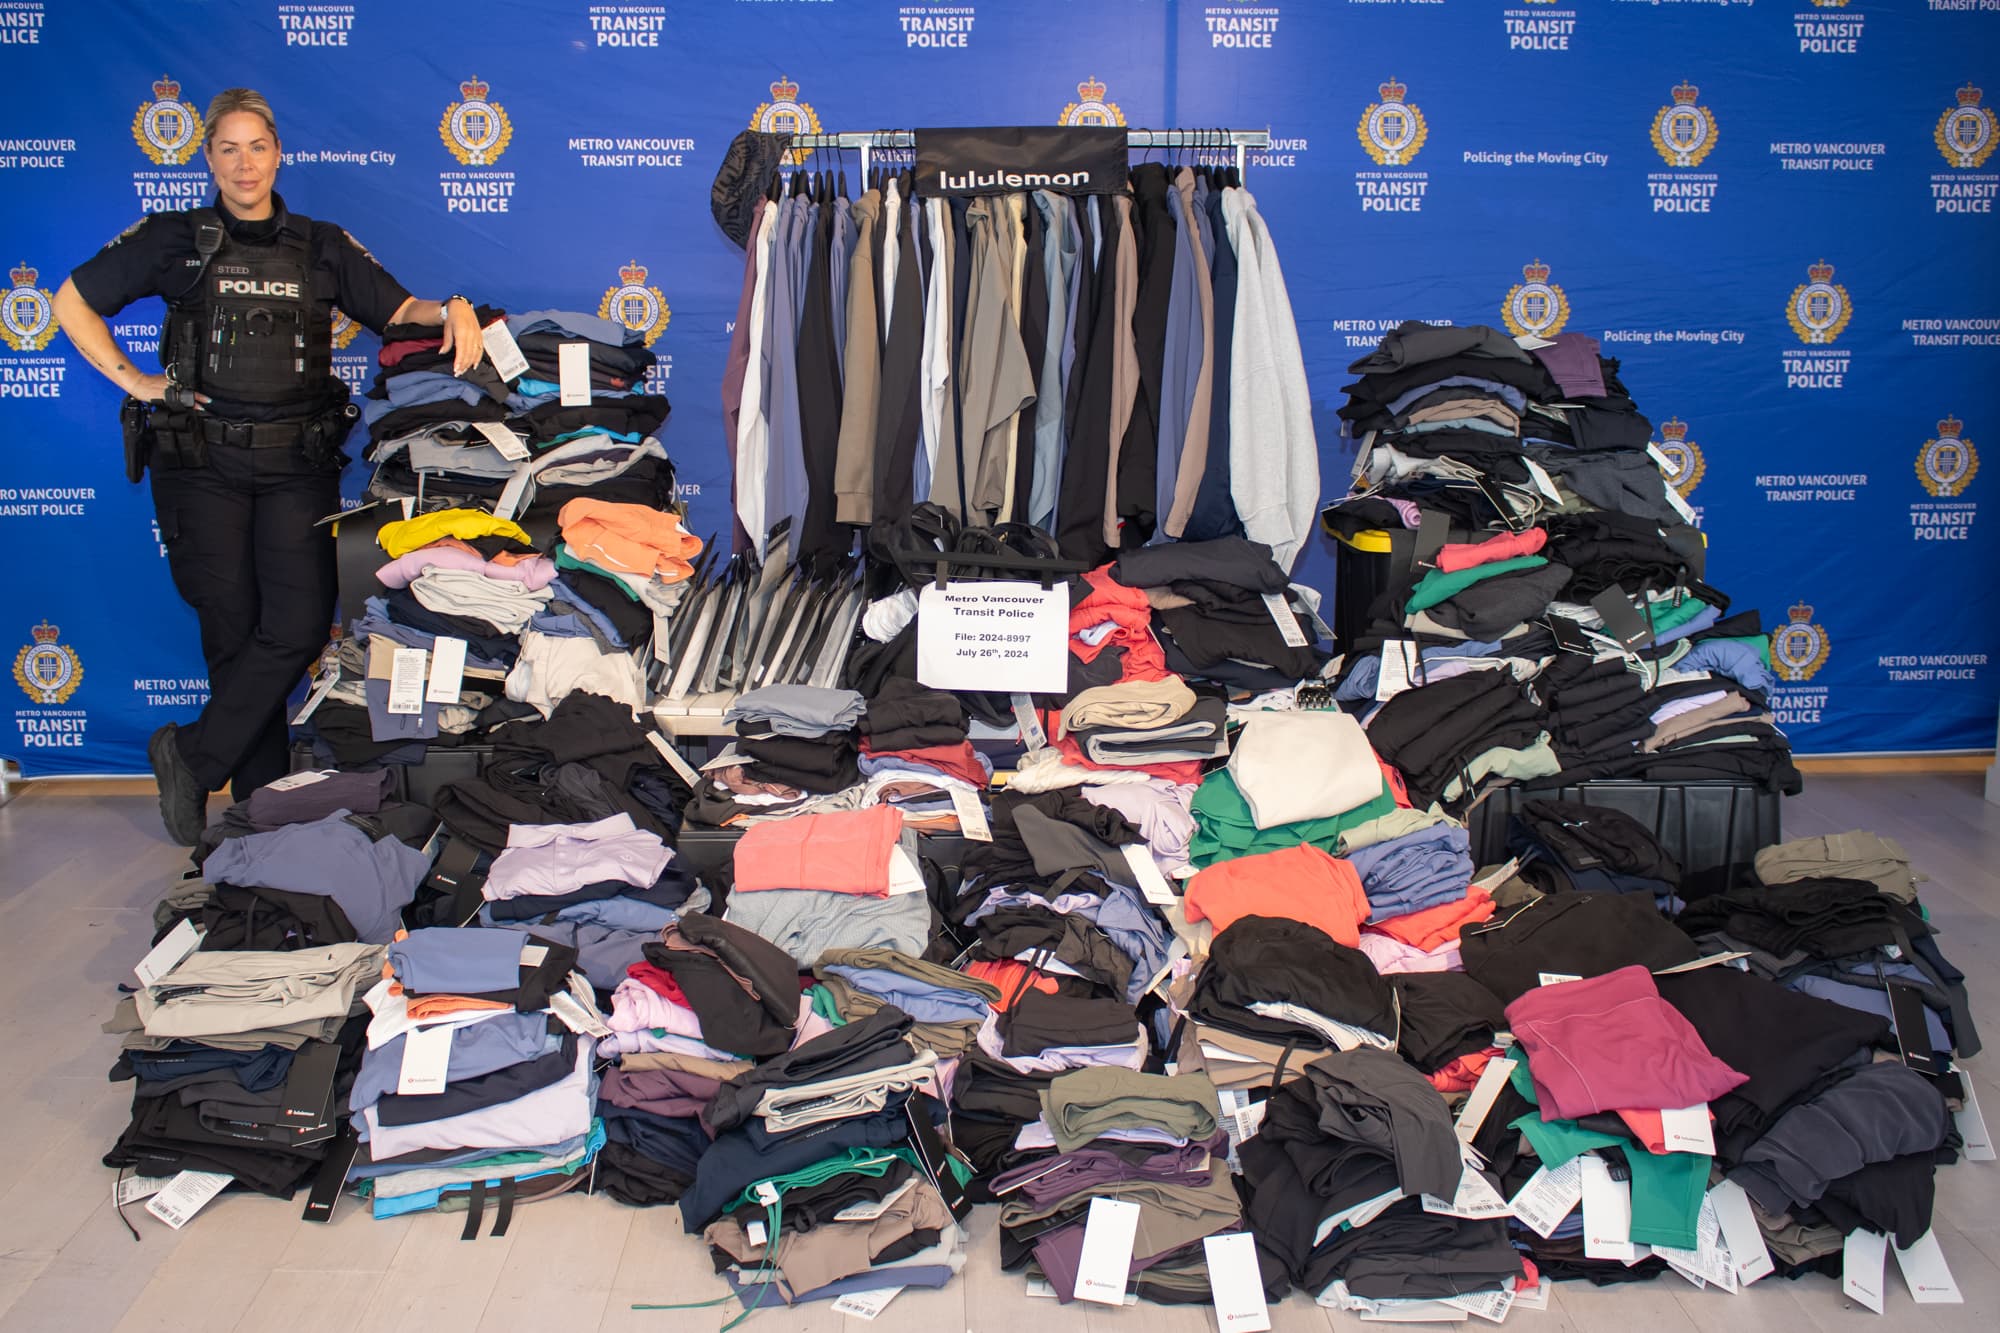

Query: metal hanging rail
<box><xmin>783</xmin><ymin>128</ymin><xmax>1274</xmax><ymax>180</ymax></box>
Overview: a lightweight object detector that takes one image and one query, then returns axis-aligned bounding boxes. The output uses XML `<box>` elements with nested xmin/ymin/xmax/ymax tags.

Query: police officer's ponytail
<box><xmin>204</xmin><ymin>88</ymin><xmax>279</xmax><ymax>146</ymax></box>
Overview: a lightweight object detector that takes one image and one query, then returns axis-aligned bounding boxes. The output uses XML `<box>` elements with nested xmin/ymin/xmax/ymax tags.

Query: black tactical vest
<box><xmin>164</xmin><ymin>206</ymin><xmax>332</xmax><ymax>406</ymax></box>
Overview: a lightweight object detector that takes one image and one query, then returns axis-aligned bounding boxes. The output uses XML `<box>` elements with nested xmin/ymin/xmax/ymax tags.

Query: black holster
<box><xmin>119</xmin><ymin>396</ymin><xmax>155</xmax><ymax>483</ymax></box>
<box><xmin>301</xmin><ymin>401</ymin><xmax>360</xmax><ymax>470</ymax></box>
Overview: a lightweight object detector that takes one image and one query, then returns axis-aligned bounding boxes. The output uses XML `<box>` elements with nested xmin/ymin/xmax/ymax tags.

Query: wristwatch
<box><xmin>442</xmin><ymin>293</ymin><xmax>470</xmax><ymax>320</ymax></box>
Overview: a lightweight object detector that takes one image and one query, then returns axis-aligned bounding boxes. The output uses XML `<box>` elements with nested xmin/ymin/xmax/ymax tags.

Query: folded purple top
<box><xmin>1529</xmin><ymin>333</ymin><xmax>1606</xmax><ymax>399</ymax></box>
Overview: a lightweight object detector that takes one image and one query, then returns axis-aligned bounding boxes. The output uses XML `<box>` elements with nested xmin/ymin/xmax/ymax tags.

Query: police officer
<box><xmin>52</xmin><ymin>87</ymin><xmax>484</xmax><ymax>844</ymax></box>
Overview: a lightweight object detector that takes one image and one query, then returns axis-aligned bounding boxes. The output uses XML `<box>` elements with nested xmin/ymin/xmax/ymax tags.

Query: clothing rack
<box><xmin>783</xmin><ymin>128</ymin><xmax>1274</xmax><ymax>180</ymax></box>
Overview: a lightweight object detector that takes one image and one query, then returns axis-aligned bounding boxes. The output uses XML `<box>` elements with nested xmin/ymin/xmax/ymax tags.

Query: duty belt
<box><xmin>198</xmin><ymin>416</ymin><xmax>308</xmax><ymax>448</ymax></box>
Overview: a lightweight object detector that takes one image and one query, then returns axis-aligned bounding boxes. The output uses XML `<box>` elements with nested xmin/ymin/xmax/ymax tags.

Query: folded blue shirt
<box><xmin>1345</xmin><ymin>821</ymin><xmax>1475</xmax><ymax>922</ymax></box>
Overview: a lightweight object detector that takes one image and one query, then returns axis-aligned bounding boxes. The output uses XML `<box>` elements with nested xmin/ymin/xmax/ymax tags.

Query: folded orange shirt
<box><xmin>1184</xmin><ymin>843</ymin><xmax>1369</xmax><ymax>946</ymax></box>
<box><xmin>964</xmin><ymin>960</ymin><xmax>1062</xmax><ymax>1011</ymax></box>
<box><xmin>732</xmin><ymin>805</ymin><xmax>906</xmax><ymax>896</ymax></box>
<box><xmin>1369</xmin><ymin>887</ymin><xmax>1496</xmax><ymax>952</ymax></box>
<box><xmin>557</xmin><ymin>497</ymin><xmax>703</xmax><ymax>581</ymax></box>
<box><xmin>1615</xmin><ymin>1105</ymin><xmax>1714</xmax><ymax>1154</ymax></box>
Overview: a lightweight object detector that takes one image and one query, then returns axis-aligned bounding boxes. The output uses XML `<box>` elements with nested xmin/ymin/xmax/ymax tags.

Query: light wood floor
<box><xmin>0</xmin><ymin>775</ymin><xmax>1995</xmax><ymax>1332</ymax></box>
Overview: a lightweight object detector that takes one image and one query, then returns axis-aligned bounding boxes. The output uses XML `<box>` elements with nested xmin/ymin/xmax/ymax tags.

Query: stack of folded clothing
<box><xmin>815</xmin><ymin>948</ymin><xmax>1001</xmax><ymax>1060</ymax></box>
<box><xmin>1675</xmin><ymin>876</ymin><xmax>1980</xmax><ymax>1058</ymax></box>
<box><xmin>952</xmin><ymin>790</ymin><xmax>1173</xmax><ymax>1006</ymax></box>
<box><xmin>1190</xmin><ymin>711</ymin><xmax>1400</xmax><ymax>868</ymax></box>
<box><xmin>1167</xmin><ymin>917</ymin><xmax>1397</xmax><ymax>1092</ymax></box>
<box><xmin>104</xmin><ymin>942</ymin><xmax>384</xmax><ymax>1197</ymax></box>
<box><xmin>708</xmin><ymin>684</ymin><xmax>866</xmax><ymax>799</ymax></box>
<box><xmin>1753</xmin><ymin>830</ymin><xmax>1920</xmax><ymax>902</ymax></box>
<box><xmin>722</xmin><ymin>805</ymin><xmax>932</xmax><ymax>965</ymax></box>
<box><xmin>1322</xmin><ymin>320</ymin><xmax>1801</xmax><ymax>806</ymax></box>
<box><xmin>346</xmin><ymin>928</ymin><xmax>599</xmax><ymax>1223</ymax></box>
<box><xmin>475</xmin><ymin>812</ymin><xmax>692</xmax><ymax>936</ymax></box>
<box><xmin>1506</xmin><ymin>799</ymin><xmax>1683</xmax><ymax>909</ymax></box>
<box><xmin>681</xmin><ymin>1008</ymin><xmax>966</xmax><ymax>1311</ymax></box>
<box><xmin>1055</xmin><ymin>675</ymin><xmax>1227</xmax><ymax>767</ymax></box>
<box><xmin>197</xmin><ymin>809</ymin><xmax>430</xmax><ymax>946</ymax></box>
<box><xmin>1240</xmin><ymin>1047</ymin><xmax>1522</xmax><ymax>1305</ymax></box>
<box><xmin>994</xmin><ymin>1068</ymin><xmax>1241</xmax><ymax>1304</ymax></box>
<box><xmin>1109</xmin><ymin>538</ymin><xmax>1331</xmax><ymax>692</ymax></box>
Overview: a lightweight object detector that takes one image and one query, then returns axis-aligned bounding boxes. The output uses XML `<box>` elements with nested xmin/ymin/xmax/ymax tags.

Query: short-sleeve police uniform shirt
<box><xmin>69</xmin><ymin>191</ymin><xmax>412</xmax><ymax>420</ymax></box>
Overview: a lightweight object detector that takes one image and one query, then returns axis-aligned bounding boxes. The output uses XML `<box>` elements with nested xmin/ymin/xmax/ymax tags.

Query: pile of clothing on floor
<box><xmin>1320</xmin><ymin>321</ymin><xmax>1800</xmax><ymax>807</ymax></box>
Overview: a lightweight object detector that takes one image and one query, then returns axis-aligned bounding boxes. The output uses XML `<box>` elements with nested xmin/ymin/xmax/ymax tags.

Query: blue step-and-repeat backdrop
<box><xmin>2</xmin><ymin>0</ymin><xmax>1997</xmax><ymax>774</ymax></box>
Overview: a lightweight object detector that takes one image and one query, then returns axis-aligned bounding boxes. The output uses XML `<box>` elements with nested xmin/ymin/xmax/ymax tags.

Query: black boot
<box><xmin>148</xmin><ymin>723</ymin><xmax>207</xmax><ymax>847</ymax></box>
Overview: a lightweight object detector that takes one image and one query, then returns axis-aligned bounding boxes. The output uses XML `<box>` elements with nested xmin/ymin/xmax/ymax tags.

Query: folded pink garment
<box><xmin>375</xmin><ymin>543</ymin><xmax>560</xmax><ymax>591</ymax></box>
<box><xmin>732</xmin><ymin>805</ymin><xmax>905</xmax><ymax>896</ymax></box>
<box><xmin>1435</xmin><ymin>527</ymin><xmax>1548</xmax><ymax>574</ymax></box>
<box><xmin>1504</xmin><ymin>964</ymin><xmax>1747</xmax><ymax>1120</ymax></box>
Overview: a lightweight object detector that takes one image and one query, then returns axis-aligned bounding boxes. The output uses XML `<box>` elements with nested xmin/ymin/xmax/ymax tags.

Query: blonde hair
<box><xmin>204</xmin><ymin>88</ymin><xmax>279</xmax><ymax>145</ymax></box>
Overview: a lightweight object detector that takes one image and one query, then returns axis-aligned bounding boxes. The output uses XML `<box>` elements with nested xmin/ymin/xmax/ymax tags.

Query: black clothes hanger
<box><xmin>839</xmin><ymin>169</ymin><xmax>849</xmax><ymax>200</ymax></box>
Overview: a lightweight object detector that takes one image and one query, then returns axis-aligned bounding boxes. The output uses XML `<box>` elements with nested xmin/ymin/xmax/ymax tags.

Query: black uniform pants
<box><xmin>150</xmin><ymin>439</ymin><xmax>338</xmax><ymax>799</ymax></box>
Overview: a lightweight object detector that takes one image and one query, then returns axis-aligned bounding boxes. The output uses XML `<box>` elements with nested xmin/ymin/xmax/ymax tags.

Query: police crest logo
<box><xmin>1</xmin><ymin>262</ymin><xmax>57</xmax><ymax>352</ymax></box>
<box><xmin>1059</xmin><ymin>77</ymin><xmax>1126</xmax><ymax>129</ymax></box>
<box><xmin>1936</xmin><ymin>84</ymin><xmax>1997</xmax><ymax>170</ymax></box>
<box><xmin>440</xmin><ymin>77</ymin><xmax>513</xmax><ymax>167</ymax></box>
<box><xmin>1916</xmin><ymin>415</ymin><xmax>1979</xmax><ymax>498</ymax></box>
<box><xmin>1786</xmin><ymin>259</ymin><xmax>1851</xmax><ymax>345</ymax></box>
<box><xmin>1771</xmin><ymin>602</ymin><xmax>1831</xmax><ymax>683</ymax></box>
<box><xmin>131</xmin><ymin>75</ymin><xmax>203</xmax><ymax>166</ymax></box>
<box><xmin>752</xmin><ymin>78</ymin><xmax>822</xmax><ymax>163</ymax></box>
<box><xmin>1651</xmin><ymin>81</ymin><xmax>1717</xmax><ymax>169</ymax></box>
<box><xmin>1655</xmin><ymin>418</ymin><xmax>1705</xmax><ymax>498</ymax></box>
<box><xmin>330</xmin><ymin>308</ymin><xmax>360</xmax><ymax>351</ymax></box>
<box><xmin>1501</xmin><ymin>259</ymin><xmax>1569</xmax><ymax>340</ymax></box>
<box><xmin>1357</xmin><ymin>78</ymin><xmax>1426</xmax><ymax>167</ymax></box>
<box><xmin>13</xmin><ymin>620</ymin><xmax>82</xmax><ymax>705</ymax></box>
<box><xmin>598</xmin><ymin>261</ymin><xmax>671</xmax><ymax>348</ymax></box>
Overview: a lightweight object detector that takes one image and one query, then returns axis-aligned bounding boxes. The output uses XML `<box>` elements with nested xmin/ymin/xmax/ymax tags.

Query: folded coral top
<box><xmin>732</xmin><ymin>804</ymin><xmax>906</xmax><ymax>896</ymax></box>
<box><xmin>556</xmin><ymin>497</ymin><xmax>703</xmax><ymax>581</ymax></box>
<box><xmin>1504</xmin><ymin>963</ymin><xmax>1747</xmax><ymax>1120</ymax></box>
<box><xmin>1183</xmin><ymin>842</ymin><xmax>1370</xmax><ymax>946</ymax></box>
<box><xmin>1435</xmin><ymin>527</ymin><xmax>1548</xmax><ymax>575</ymax></box>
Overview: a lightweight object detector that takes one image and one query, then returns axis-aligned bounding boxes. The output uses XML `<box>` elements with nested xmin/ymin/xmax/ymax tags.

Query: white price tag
<box><xmin>493</xmin><ymin>462</ymin><xmax>533</xmax><ymax>522</ymax></box>
<box><xmin>1843</xmin><ymin>1229</ymin><xmax>1888</xmax><ymax>1314</ymax></box>
<box><xmin>829</xmin><ymin>1288</ymin><xmax>904</xmax><ymax>1320</ymax></box>
<box><xmin>1203</xmin><ymin>1232</ymin><xmax>1273</xmax><ymax>1333</ymax></box>
<box><xmin>1121</xmin><ymin>843</ymin><xmax>1178</xmax><ymax>907</ymax></box>
<box><xmin>915</xmin><ymin>582</ymin><xmax>1069</xmax><ymax>694</ymax></box>
<box><xmin>1375</xmin><ymin>640</ymin><xmax>1418</xmax><ymax>702</ymax></box>
<box><xmin>114</xmin><ymin>1174</ymin><xmax>177</xmax><ymax>1208</ymax></box>
<box><xmin>1422</xmin><ymin>1169</ymin><xmax>1513</xmax><ymax>1219</ymax></box>
<box><xmin>1513</xmin><ymin>1280</ymin><xmax>1550</xmax><ymax>1311</ymax></box>
<box><xmin>1580</xmin><ymin>1156</ymin><xmax>1641</xmax><ymax>1264</ymax></box>
<box><xmin>1646</xmin><ymin>442</ymin><xmax>1673</xmax><ymax>471</ymax></box>
<box><xmin>1508</xmin><ymin>1159</ymin><xmax>1583</xmax><ymax>1239</ymax></box>
<box><xmin>1261</xmin><ymin>592</ymin><xmax>1310</xmax><ymax>648</ymax></box>
<box><xmin>1442</xmin><ymin>1288</ymin><xmax>1514</xmax><ymax>1324</ymax></box>
<box><xmin>426</xmin><ymin>636</ymin><xmax>467</xmax><ymax>704</ymax></box>
<box><xmin>135</xmin><ymin>917</ymin><xmax>204</xmax><ymax>987</ymax></box>
<box><xmin>290</xmin><ymin>668</ymin><xmax>340</xmax><ymax>725</ymax></box>
<box><xmin>1537</xmin><ymin>972</ymin><xmax>1581</xmax><ymax>986</ymax></box>
<box><xmin>950</xmin><ymin>786</ymin><xmax>993</xmax><ymax>841</ymax></box>
<box><xmin>1072</xmin><ymin>1196</ymin><xmax>1142</xmax><ymax>1305</ymax></box>
<box><xmin>745</xmin><ymin>1219</ymin><xmax>767</xmax><ymax>1247</ymax></box>
<box><xmin>1892</xmin><ymin>1230</ymin><xmax>1963</xmax><ymax>1305</ymax></box>
<box><xmin>472</xmin><ymin>420</ymin><xmax>530</xmax><ymax>461</ymax></box>
<box><xmin>1652</xmin><ymin>1193</ymin><xmax>1736</xmax><ymax>1293</ymax></box>
<box><xmin>550</xmin><ymin>991</ymin><xmax>615</xmax><ymax>1041</ymax></box>
<box><xmin>1657</xmin><ymin>1104</ymin><xmax>1715</xmax><ymax>1155</ymax></box>
<box><xmin>480</xmin><ymin>320</ymin><xmax>529</xmax><ymax>381</ymax></box>
<box><xmin>262</xmin><ymin>769</ymin><xmax>331</xmax><ymax>792</ymax></box>
<box><xmin>557</xmin><ymin>341</ymin><xmax>591</xmax><ymax>406</ymax></box>
<box><xmin>1011</xmin><ymin>693</ymin><xmax>1049</xmax><ymax>750</ymax></box>
<box><xmin>1454</xmin><ymin>1057</ymin><xmax>1517</xmax><ymax>1144</ymax></box>
<box><xmin>1663</xmin><ymin>483</ymin><xmax>1698</xmax><ymax>526</ymax></box>
<box><xmin>395</xmin><ymin>1024</ymin><xmax>453</xmax><ymax>1096</ymax></box>
<box><xmin>387</xmin><ymin>647</ymin><xmax>428</xmax><ymax>715</ymax></box>
<box><xmin>1955</xmin><ymin>1078</ymin><xmax>1994</xmax><ymax>1161</ymax></box>
<box><xmin>1521</xmin><ymin>457</ymin><xmax>1563</xmax><ymax>503</ymax></box>
<box><xmin>644</xmin><ymin>730</ymin><xmax>705</xmax><ymax>789</ymax></box>
<box><xmin>1708</xmin><ymin>1179</ymin><xmax>1774</xmax><ymax>1286</ymax></box>
<box><xmin>144</xmin><ymin>1170</ymin><xmax>232</xmax><ymax>1230</ymax></box>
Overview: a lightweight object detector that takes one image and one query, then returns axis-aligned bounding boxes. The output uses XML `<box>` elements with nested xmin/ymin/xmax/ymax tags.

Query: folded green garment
<box><xmin>1642</xmin><ymin>595</ymin><xmax>1711</xmax><ymax>634</ymax></box>
<box><xmin>1190</xmin><ymin>768</ymin><xmax>1396</xmax><ymax>869</ymax></box>
<box><xmin>1405</xmin><ymin>555</ymin><xmax>1550</xmax><ymax>614</ymax></box>
<box><xmin>1507</xmin><ymin>1061</ymin><xmax>1706</xmax><ymax>1250</ymax></box>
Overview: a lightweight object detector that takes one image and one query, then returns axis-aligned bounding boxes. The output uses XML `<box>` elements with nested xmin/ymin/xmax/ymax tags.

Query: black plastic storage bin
<box><xmin>1467</xmin><ymin>780</ymin><xmax>1784</xmax><ymax>899</ymax></box>
<box><xmin>1330</xmin><ymin>528</ymin><xmax>1408</xmax><ymax>654</ymax></box>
